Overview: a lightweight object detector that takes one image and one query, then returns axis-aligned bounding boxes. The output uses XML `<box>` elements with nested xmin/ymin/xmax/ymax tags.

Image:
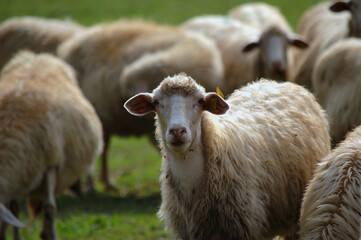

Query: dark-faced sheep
<box><xmin>299</xmin><ymin>125</ymin><xmax>361</xmax><ymax>240</ymax></box>
<box><xmin>182</xmin><ymin>16</ymin><xmax>307</xmax><ymax>95</ymax></box>
<box><xmin>0</xmin><ymin>51</ymin><xmax>103</xmax><ymax>240</ymax></box>
<box><xmin>124</xmin><ymin>73</ymin><xmax>330</xmax><ymax>239</ymax></box>
<box><xmin>58</xmin><ymin>19</ymin><xmax>223</xmax><ymax>190</ymax></box>
<box><xmin>0</xmin><ymin>16</ymin><xmax>83</xmax><ymax>70</ymax></box>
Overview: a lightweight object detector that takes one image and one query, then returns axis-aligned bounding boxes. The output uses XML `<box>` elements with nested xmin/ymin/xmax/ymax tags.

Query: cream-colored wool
<box><xmin>144</xmin><ymin>74</ymin><xmax>330</xmax><ymax>239</ymax></box>
<box><xmin>299</xmin><ymin>125</ymin><xmax>361</xmax><ymax>240</ymax></box>
<box><xmin>182</xmin><ymin>16</ymin><xmax>259</xmax><ymax>94</ymax></box>
<box><xmin>292</xmin><ymin>1</ymin><xmax>350</xmax><ymax>90</ymax></box>
<box><xmin>228</xmin><ymin>2</ymin><xmax>292</xmax><ymax>32</ymax></box>
<box><xmin>0</xmin><ymin>51</ymin><xmax>102</xmax><ymax>203</ymax></box>
<box><xmin>313</xmin><ymin>38</ymin><xmax>361</xmax><ymax>145</ymax></box>
<box><xmin>58</xmin><ymin>19</ymin><xmax>223</xmax><ymax>189</ymax></box>
<box><xmin>182</xmin><ymin>15</ymin><xmax>306</xmax><ymax>95</ymax></box>
<box><xmin>0</xmin><ymin>16</ymin><xmax>83</xmax><ymax>70</ymax></box>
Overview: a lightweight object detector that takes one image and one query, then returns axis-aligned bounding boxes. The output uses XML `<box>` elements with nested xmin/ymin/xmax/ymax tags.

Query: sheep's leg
<box><xmin>100</xmin><ymin>133</ymin><xmax>117</xmax><ymax>191</ymax></box>
<box><xmin>85</xmin><ymin>174</ymin><xmax>95</xmax><ymax>194</ymax></box>
<box><xmin>40</xmin><ymin>168</ymin><xmax>57</xmax><ymax>240</ymax></box>
<box><xmin>9</xmin><ymin>200</ymin><xmax>20</xmax><ymax>240</ymax></box>
<box><xmin>0</xmin><ymin>219</ymin><xmax>7</xmax><ymax>240</ymax></box>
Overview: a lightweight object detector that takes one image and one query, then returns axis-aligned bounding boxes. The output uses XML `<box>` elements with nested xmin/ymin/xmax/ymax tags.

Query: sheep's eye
<box><xmin>198</xmin><ymin>98</ymin><xmax>205</xmax><ymax>105</ymax></box>
<box><xmin>153</xmin><ymin>99</ymin><xmax>159</xmax><ymax>106</ymax></box>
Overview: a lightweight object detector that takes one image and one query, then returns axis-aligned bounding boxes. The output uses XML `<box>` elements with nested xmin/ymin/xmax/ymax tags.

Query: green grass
<box><xmin>1</xmin><ymin>0</ymin><xmax>324</xmax><ymax>239</ymax></box>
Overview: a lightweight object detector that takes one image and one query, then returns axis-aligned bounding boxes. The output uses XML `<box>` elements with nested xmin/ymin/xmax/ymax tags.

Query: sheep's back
<box><xmin>299</xmin><ymin>125</ymin><xmax>361</xmax><ymax>240</ymax></box>
<box><xmin>182</xmin><ymin>16</ymin><xmax>260</xmax><ymax>94</ymax></box>
<box><xmin>0</xmin><ymin>51</ymin><xmax>102</xmax><ymax>201</ymax></box>
<box><xmin>58</xmin><ymin>20</ymin><xmax>177</xmax><ymax>135</ymax></box>
<box><xmin>0</xmin><ymin>16</ymin><xmax>83</xmax><ymax>70</ymax></box>
<box><xmin>313</xmin><ymin>38</ymin><xmax>361</xmax><ymax>144</ymax></box>
<box><xmin>201</xmin><ymin>79</ymin><xmax>330</xmax><ymax>237</ymax></box>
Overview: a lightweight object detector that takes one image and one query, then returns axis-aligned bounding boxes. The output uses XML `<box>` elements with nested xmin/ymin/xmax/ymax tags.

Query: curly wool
<box><xmin>157</xmin><ymin>77</ymin><xmax>330</xmax><ymax>239</ymax></box>
<box><xmin>0</xmin><ymin>51</ymin><xmax>103</xmax><ymax>202</ymax></box>
<box><xmin>313</xmin><ymin>38</ymin><xmax>361</xmax><ymax>145</ymax></box>
<box><xmin>299</xmin><ymin>125</ymin><xmax>361</xmax><ymax>240</ymax></box>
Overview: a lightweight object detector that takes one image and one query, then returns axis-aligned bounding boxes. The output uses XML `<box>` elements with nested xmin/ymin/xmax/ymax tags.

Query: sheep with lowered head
<box><xmin>58</xmin><ymin>19</ymin><xmax>223</xmax><ymax>190</ymax></box>
<box><xmin>182</xmin><ymin>16</ymin><xmax>307</xmax><ymax>94</ymax></box>
<box><xmin>0</xmin><ymin>16</ymin><xmax>83</xmax><ymax>70</ymax></box>
<box><xmin>124</xmin><ymin>73</ymin><xmax>330</xmax><ymax>239</ymax></box>
<box><xmin>312</xmin><ymin>38</ymin><xmax>361</xmax><ymax>145</ymax></box>
<box><xmin>0</xmin><ymin>51</ymin><xmax>103</xmax><ymax>240</ymax></box>
<box><xmin>299</xmin><ymin>125</ymin><xmax>361</xmax><ymax>240</ymax></box>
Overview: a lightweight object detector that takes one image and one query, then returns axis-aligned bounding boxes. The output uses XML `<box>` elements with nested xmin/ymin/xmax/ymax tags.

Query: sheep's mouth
<box><xmin>171</xmin><ymin>140</ymin><xmax>185</xmax><ymax>146</ymax></box>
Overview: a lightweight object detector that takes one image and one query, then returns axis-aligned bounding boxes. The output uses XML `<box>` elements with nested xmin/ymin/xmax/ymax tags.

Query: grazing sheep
<box><xmin>0</xmin><ymin>16</ymin><xmax>83</xmax><ymax>70</ymax></box>
<box><xmin>58</xmin><ymin>19</ymin><xmax>223</xmax><ymax>190</ymax></box>
<box><xmin>182</xmin><ymin>16</ymin><xmax>307</xmax><ymax>94</ymax></box>
<box><xmin>299</xmin><ymin>125</ymin><xmax>361</xmax><ymax>240</ymax></box>
<box><xmin>0</xmin><ymin>51</ymin><xmax>103</xmax><ymax>240</ymax></box>
<box><xmin>124</xmin><ymin>73</ymin><xmax>330</xmax><ymax>239</ymax></box>
<box><xmin>228</xmin><ymin>2</ymin><xmax>292</xmax><ymax>32</ymax></box>
<box><xmin>292</xmin><ymin>0</ymin><xmax>360</xmax><ymax>90</ymax></box>
<box><xmin>313</xmin><ymin>38</ymin><xmax>361</xmax><ymax>145</ymax></box>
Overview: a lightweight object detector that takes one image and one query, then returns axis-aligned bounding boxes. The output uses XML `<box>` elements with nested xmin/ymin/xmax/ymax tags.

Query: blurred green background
<box><xmin>1</xmin><ymin>0</ymin><xmax>323</xmax><ymax>239</ymax></box>
<box><xmin>1</xmin><ymin>0</ymin><xmax>323</xmax><ymax>28</ymax></box>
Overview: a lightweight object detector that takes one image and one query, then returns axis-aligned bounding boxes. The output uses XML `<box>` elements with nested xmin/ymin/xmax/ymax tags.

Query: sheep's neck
<box><xmin>166</xmin><ymin>127</ymin><xmax>204</xmax><ymax>195</ymax></box>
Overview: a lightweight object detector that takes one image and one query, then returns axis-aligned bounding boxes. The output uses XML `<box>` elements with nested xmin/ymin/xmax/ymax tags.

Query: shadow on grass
<box><xmin>55</xmin><ymin>192</ymin><xmax>162</xmax><ymax>217</ymax></box>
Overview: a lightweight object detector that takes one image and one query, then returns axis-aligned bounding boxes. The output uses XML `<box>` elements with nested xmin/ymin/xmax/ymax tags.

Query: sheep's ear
<box><xmin>0</xmin><ymin>204</ymin><xmax>24</xmax><ymax>227</ymax></box>
<box><xmin>288</xmin><ymin>37</ymin><xmax>308</xmax><ymax>49</ymax></box>
<box><xmin>242</xmin><ymin>41</ymin><xmax>260</xmax><ymax>53</ymax></box>
<box><xmin>203</xmin><ymin>93</ymin><xmax>229</xmax><ymax>115</ymax></box>
<box><xmin>124</xmin><ymin>93</ymin><xmax>155</xmax><ymax>116</ymax></box>
<box><xmin>330</xmin><ymin>1</ymin><xmax>350</xmax><ymax>12</ymax></box>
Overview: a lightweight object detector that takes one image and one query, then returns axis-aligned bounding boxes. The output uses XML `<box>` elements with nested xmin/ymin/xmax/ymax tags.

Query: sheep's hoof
<box><xmin>40</xmin><ymin>229</ymin><xmax>57</xmax><ymax>240</ymax></box>
<box><xmin>100</xmin><ymin>175</ymin><xmax>118</xmax><ymax>192</ymax></box>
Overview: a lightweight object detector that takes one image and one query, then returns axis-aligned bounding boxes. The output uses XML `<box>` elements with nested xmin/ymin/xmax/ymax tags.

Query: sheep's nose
<box><xmin>272</xmin><ymin>60</ymin><xmax>283</xmax><ymax>71</ymax></box>
<box><xmin>169</xmin><ymin>127</ymin><xmax>187</xmax><ymax>139</ymax></box>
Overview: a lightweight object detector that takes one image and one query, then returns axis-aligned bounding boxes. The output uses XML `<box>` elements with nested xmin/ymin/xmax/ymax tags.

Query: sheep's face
<box><xmin>155</xmin><ymin>93</ymin><xmax>204</xmax><ymax>153</ymax></box>
<box><xmin>260</xmin><ymin>32</ymin><xmax>289</xmax><ymax>80</ymax></box>
<box><xmin>124</xmin><ymin>74</ymin><xmax>229</xmax><ymax>154</ymax></box>
<box><xmin>243</xmin><ymin>27</ymin><xmax>308</xmax><ymax>81</ymax></box>
<box><xmin>330</xmin><ymin>0</ymin><xmax>361</xmax><ymax>37</ymax></box>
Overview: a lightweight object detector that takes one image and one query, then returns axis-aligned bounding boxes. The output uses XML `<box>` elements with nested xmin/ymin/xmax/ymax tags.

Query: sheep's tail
<box><xmin>27</xmin><ymin>198</ymin><xmax>43</xmax><ymax>219</ymax></box>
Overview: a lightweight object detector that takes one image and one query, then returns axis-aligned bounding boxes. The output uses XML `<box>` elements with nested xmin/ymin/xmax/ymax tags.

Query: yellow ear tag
<box><xmin>216</xmin><ymin>87</ymin><xmax>224</xmax><ymax>99</ymax></box>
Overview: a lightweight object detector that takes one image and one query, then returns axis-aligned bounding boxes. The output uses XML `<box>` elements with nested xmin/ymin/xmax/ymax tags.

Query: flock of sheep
<box><xmin>0</xmin><ymin>0</ymin><xmax>360</xmax><ymax>239</ymax></box>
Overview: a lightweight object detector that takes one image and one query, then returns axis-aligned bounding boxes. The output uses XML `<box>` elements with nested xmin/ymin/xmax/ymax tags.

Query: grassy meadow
<box><xmin>1</xmin><ymin>0</ymin><xmax>323</xmax><ymax>239</ymax></box>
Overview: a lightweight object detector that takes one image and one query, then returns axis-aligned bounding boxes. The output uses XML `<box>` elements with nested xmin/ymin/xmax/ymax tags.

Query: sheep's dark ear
<box><xmin>288</xmin><ymin>37</ymin><xmax>308</xmax><ymax>49</ymax></box>
<box><xmin>203</xmin><ymin>93</ymin><xmax>229</xmax><ymax>115</ymax></box>
<box><xmin>0</xmin><ymin>203</ymin><xmax>24</xmax><ymax>227</ymax></box>
<box><xmin>124</xmin><ymin>93</ymin><xmax>155</xmax><ymax>116</ymax></box>
<box><xmin>242</xmin><ymin>41</ymin><xmax>260</xmax><ymax>53</ymax></box>
<box><xmin>330</xmin><ymin>1</ymin><xmax>350</xmax><ymax>12</ymax></box>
